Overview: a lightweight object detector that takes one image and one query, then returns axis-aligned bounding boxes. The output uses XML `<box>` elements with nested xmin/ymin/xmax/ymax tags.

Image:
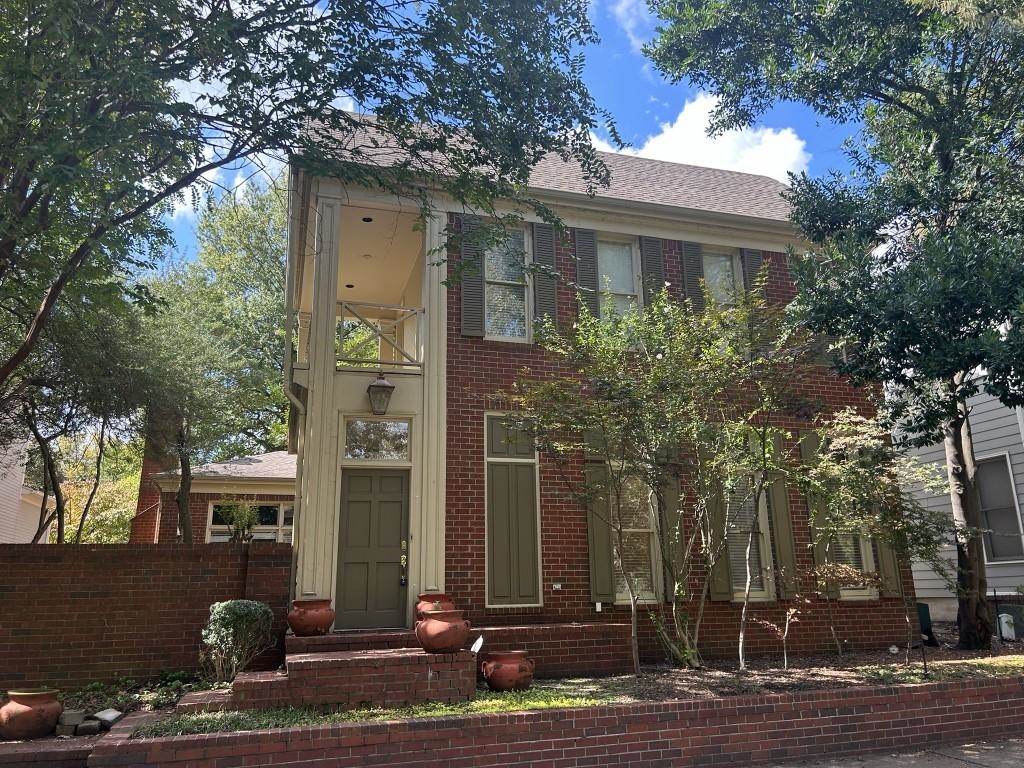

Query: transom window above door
<box><xmin>597</xmin><ymin>239</ymin><xmax>639</xmax><ymax>318</ymax></box>
<box><xmin>344</xmin><ymin>419</ymin><xmax>411</xmax><ymax>461</ymax></box>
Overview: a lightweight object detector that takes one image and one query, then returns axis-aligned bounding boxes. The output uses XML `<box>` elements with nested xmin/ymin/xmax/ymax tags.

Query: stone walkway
<box><xmin>766</xmin><ymin>738</ymin><xmax>1024</xmax><ymax>768</ymax></box>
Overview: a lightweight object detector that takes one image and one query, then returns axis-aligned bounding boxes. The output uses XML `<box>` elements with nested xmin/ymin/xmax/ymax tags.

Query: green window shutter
<box><xmin>768</xmin><ymin>435</ymin><xmax>798</xmax><ymax>600</ymax></box>
<box><xmin>575</xmin><ymin>228</ymin><xmax>600</xmax><ymax>318</ymax></box>
<box><xmin>799</xmin><ymin>430</ymin><xmax>839</xmax><ymax>598</ymax></box>
<box><xmin>875</xmin><ymin>541</ymin><xmax>902</xmax><ymax>598</ymax></box>
<box><xmin>741</xmin><ymin>249</ymin><xmax>764</xmax><ymax>292</ymax></box>
<box><xmin>460</xmin><ymin>215</ymin><xmax>485</xmax><ymax>337</ymax></box>
<box><xmin>486</xmin><ymin>415</ymin><xmax>533</xmax><ymax>458</ymax></box>
<box><xmin>585</xmin><ymin>462</ymin><xmax>616</xmax><ymax>603</ymax></box>
<box><xmin>486</xmin><ymin>462</ymin><xmax>539</xmax><ymax>605</ymax></box>
<box><xmin>681</xmin><ymin>241</ymin><xmax>705</xmax><ymax>312</ymax></box>
<box><xmin>707</xmin><ymin>478</ymin><xmax>733</xmax><ymax>601</ymax></box>
<box><xmin>639</xmin><ymin>236</ymin><xmax>665</xmax><ymax>305</ymax></box>
<box><xmin>532</xmin><ymin>222</ymin><xmax>558</xmax><ymax>329</ymax></box>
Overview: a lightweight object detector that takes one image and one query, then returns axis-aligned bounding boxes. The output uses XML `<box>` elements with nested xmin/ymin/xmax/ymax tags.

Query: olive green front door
<box><xmin>337</xmin><ymin>469</ymin><xmax>409</xmax><ymax>628</ymax></box>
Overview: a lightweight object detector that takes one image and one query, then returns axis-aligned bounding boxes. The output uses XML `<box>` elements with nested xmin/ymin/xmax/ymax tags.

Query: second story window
<box><xmin>703</xmin><ymin>251</ymin><xmax>741</xmax><ymax>305</ymax></box>
<box><xmin>484</xmin><ymin>229</ymin><xmax>529</xmax><ymax>341</ymax></box>
<box><xmin>597</xmin><ymin>239</ymin><xmax>639</xmax><ymax>318</ymax></box>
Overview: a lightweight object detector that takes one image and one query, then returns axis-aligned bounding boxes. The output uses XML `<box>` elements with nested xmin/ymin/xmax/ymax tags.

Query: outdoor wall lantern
<box><xmin>367</xmin><ymin>371</ymin><xmax>396</xmax><ymax>415</ymax></box>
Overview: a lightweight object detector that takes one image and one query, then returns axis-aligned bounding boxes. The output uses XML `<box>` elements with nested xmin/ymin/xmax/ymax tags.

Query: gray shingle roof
<box><xmin>159</xmin><ymin>451</ymin><xmax>296</xmax><ymax>481</ymax></box>
<box><xmin>529</xmin><ymin>151</ymin><xmax>791</xmax><ymax>222</ymax></box>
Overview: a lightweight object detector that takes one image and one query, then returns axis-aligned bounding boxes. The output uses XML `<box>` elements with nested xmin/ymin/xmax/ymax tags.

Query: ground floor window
<box><xmin>609</xmin><ymin>473</ymin><xmax>659</xmax><ymax>603</ymax></box>
<box><xmin>977</xmin><ymin>455</ymin><xmax>1024</xmax><ymax>562</ymax></box>
<box><xmin>726</xmin><ymin>487</ymin><xmax>774</xmax><ymax>600</ymax></box>
<box><xmin>207</xmin><ymin>502</ymin><xmax>293</xmax><ymax>543</ymax></box>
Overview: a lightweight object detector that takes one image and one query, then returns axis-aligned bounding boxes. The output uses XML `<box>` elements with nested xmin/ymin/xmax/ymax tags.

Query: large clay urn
<box><xmin>415</xmin><ymin>609</ymin><xmax>470</xmax><ymax>653</ymax></box>
<box><xmin>415</xmin><ymin>592</ymin><xmax>456</xmax><ymax>620</ymax></box>
<box><xmin>287</xmin><ymin>599</ymin><xmax>335</xmax><ymax>636</ymax></box>
<box><xmin>481</xmin><ymin>650</ymin><xmax>535</xmax><ymax>692</ymax></box>
<box><xmin>0</xmin><ymin>689</ymin><xmax>62</xmax><ymax>740</ymax></box>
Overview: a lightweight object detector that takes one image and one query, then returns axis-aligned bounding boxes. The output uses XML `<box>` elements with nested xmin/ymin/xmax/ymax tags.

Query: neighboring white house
<box><xmin>0</xmin><ymin>442</ymin><xmax>49</xmax><ymax>544</ymax></box>
<box><xmin>910</xmin><ymin>392</ymin><xmax>1024</xmax><ymax>620</ymax></box>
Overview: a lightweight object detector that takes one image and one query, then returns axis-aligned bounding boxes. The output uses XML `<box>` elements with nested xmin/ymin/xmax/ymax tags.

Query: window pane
<box><xmin>282</xmin><ymin>505</ymin><xmax>294</xmax><ymax>527</ymax></box>
<box><xmin>345</xmin><ymin>420</ymin><xmax>411</xmax><ymax>460</ymax></box>
<box><xmin>485</xmin><ymin>284</ymin><xmax>527</xmax><ymax>338</ymax></box>
<box><xmin>830</xmin><ymin>535</ymin><xmax>865</xmax><ymax>571</ymax></box>
<box><xmin>977</xmin><ymin>457</ymin><xmax>1023</xmax><ymax>560</ymax></box>
<box><xmin>703</xmin><ymin>253</ymin><xmax>736</xmax><ymax>304</ymax></box>
<box><xmin>485</xmin><ymin>231</ymin><xmax>526</xmax><ymax>283</ymax></box>
<box><xmin>612</xmin><ymin>475</ymin><xmax>653</xmax><ymax>530</ymax></box>
<box><xmin>208</xmin><ymin>530</ymin><xmax>232</xmax><ymax>543</ymax></box>
<box><xmin>211</xmin><ymin>505</ymin><xmax>230</xmax><ymax>526</ymax></box>
<box><xmin>978</xmin><ymin>458</ymin><xmax>1015</xmax><ymax>510</ymax></box>
<box><xmin>597</xmin><ymin>241</ymin><xmax>635</xmax><ymax>294</ymax></box>
<box><xmin>616</xmin><ymin>531</ymin><xmax>655</xmax><ymax>598</ymax></box>
<box><xmin>599</xmin><ymin>293</ymin><xmax>637</xmax><ymax>318</ymax></box>
<box><xmin>727</xmin><ymin>495</ymin><xmax>765</xmax><ymax>591</ymax></box>
<box><xmin>250</xmin><ymin>530</ymin><xmax>278</xmax><ymax>541</ymax></box>
<box><xmin>255</xmin><ymin>505</ymin><xmax>279</xmax><ymax>526</ymax></box>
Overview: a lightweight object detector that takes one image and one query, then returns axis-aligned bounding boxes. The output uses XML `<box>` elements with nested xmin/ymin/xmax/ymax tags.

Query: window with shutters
<box><xmin>725</xmin><ymin>484</ymin><xmax>775</xmax><ymax>600</ymax></box>
<box><xmin>977</xmin><ymin>454</ymin><xmax>1024</xmax><ymax>562</ymax></box>
<box><xmin>597</xmin><ymin>238</ymin><xmax>640</xmax><ymax>318</ymax></box>
<box><xmin>702</xmin><ymin>250</ymin><xmax>742</xmax><ymax>305</ymax></box>
<box><xmin>207</xmin><ymin>502</ymin><xmax>293</xmax><ymax>543</ymax></box>
<box><xmin>610</xmin><ymin>472</ymin><xmax>660</xmax><ymax>603</ymax></box>
<box><xmin>485</xmin><ymin>415</ymin><xmax>541</xmax><ymax>606</ymax></box>
<box><xmin>484</xmin><ymin>229</ymin><xmax>530</xmax><ymax>341</ymax></box>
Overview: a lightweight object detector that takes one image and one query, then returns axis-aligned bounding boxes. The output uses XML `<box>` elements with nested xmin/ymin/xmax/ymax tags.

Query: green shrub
<box><xmin>200</xmin><ymin>600</ymin><xmax>275</xmax><ymax>682</ymax></box>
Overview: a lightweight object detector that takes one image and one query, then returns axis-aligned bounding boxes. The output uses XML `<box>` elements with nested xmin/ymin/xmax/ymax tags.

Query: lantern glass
<box><xmin>366</xmin><ymin>372</ymin><xmax>395</xmax><ymax>415</ymax></box>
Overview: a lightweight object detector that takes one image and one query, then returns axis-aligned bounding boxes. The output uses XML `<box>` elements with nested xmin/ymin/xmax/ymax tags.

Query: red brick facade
<box><xmin>0</xmin><ymin>543</ymin><xmax>291</xmax><ymax>691</ymax></box>
<box><xmin>445</xmin><ymin>222</ymin><xmax>914</xmax><ymax>660</ymax></box>
<box><xmin>88</xmin><ymin>675</ymin><xmax>1024</xmax><ymax>767</ymax></box>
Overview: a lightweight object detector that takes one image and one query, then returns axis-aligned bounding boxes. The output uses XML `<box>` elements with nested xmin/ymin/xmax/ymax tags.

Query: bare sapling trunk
<box><xmin>28</xmin><ymin>418</ymin><xmax>66</xmax><ymax>542</ymax></box>
<box><xmin>943</xmin><ymin>393</ymin><xmax>992</xmax><ymax>650</ymax></box>
<box><xmin>613</xmin><ymin>524</ymin><xmax>642</xmax><ymax>676</ymax></box>
<box><xmin>74</xmin><ymin>419</ymin><xmax>107</xmax><ymax>544</ymax></box>
<box><xmin>175</xmin><ymin>422</ymin><xmax>193</xmax><ymax>543</ymax></box>
<box><xmin>738</xmin><ymin>523</ymin><xmax>756</xmax><ymax>671</ymax></box>
<box><xmin>31</xmin><ymin>470</ymin><xmax>56</xmax><ymax>543</ymax></box>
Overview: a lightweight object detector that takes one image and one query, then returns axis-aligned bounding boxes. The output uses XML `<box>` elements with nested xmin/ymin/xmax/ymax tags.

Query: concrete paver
<box><xmin>762</xmin><ymin>738</ymin><xmax>1024</xmax><ymax>768</ymax></box>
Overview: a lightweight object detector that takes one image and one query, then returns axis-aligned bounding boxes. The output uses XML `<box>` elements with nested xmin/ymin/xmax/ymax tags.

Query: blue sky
<box><xmin>168</xmin><ymin>2</ymin><xmax>859</xmax><ymax>254</ymax></box>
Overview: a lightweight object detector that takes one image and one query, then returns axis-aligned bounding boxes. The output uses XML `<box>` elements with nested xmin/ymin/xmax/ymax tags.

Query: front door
<box><xmin>337</xmin><ymin>468</ymin><xmax>410</xmax><ymax>629</ymax></box>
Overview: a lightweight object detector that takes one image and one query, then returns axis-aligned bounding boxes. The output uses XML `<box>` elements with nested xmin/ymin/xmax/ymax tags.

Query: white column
<box><xmin>296</xmin><ymin>197</ymin><xmax>342</xmax><ymax>599</ymax></box>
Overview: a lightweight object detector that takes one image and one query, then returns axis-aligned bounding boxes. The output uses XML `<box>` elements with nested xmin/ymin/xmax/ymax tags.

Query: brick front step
<box><xmin>177</xmin><ymin>648</ymin><xmax>476</xmax><ymax>713</ymax></box>
<box><xmin>286</xmin><ymin>622</ymin><xmax>633</xmax><ymax>678</ymax></box>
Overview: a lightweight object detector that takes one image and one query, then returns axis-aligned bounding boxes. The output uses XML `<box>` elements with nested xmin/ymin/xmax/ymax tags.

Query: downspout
<box><xmin>283</xmin><ymin>166</ymin><xmax>312</xmax><ymax>603</ymax></box>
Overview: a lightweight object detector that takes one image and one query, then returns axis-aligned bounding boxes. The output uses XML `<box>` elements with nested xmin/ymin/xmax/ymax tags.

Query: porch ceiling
<box><xmin>337</xmin><ymin>205</ymin><xmax>423</xmax><ymax>307</ymax></box>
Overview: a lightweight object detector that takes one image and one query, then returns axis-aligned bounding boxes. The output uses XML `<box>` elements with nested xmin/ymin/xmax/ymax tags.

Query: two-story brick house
<box><xmin>283</xmin><ymin>147</ymin><xmax>913</xmax><ymax>659</ymax></box>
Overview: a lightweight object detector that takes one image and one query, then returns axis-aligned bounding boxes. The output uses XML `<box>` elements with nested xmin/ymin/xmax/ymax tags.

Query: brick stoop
<box><xmin>177</xmin><ymin>648</ymin><xmax>476</xmax><ymax>713</ymax></box>
<box><xmin>285</xmin><ymin>622</ymin><xmax>633</xmax><ymax>678</ymax></box>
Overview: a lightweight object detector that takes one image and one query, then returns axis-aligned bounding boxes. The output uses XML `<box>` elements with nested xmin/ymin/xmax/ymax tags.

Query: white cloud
<box><xmin>594</xmin><ymin>93</ymin><xmax>810</xmax><ymax>183</ymax></box>
<box><xmin>610</xmin><ymin>0</ymin><xmax>655</xmax><ymax>53</ymax></box>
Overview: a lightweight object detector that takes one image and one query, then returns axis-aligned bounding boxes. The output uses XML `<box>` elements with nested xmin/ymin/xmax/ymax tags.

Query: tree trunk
<box><xmin>943</xmin><ymin>394</ymin><xmax>992</xmax><ymax>650</ymax></box>
<box><xmin>175</xmin><ymin>423</ymin><xmax>193</xmax><ymax>543</ymax></box>
<box><xmin>74</xmin><ymin>419</ymin><xmax>107</xmax><ymax>544</ymax></box>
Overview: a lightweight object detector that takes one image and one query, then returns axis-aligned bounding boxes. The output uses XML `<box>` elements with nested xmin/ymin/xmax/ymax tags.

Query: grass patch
<box><xmin>858</xmin><ymin>655</ymin><xmax>1024</xmax><ymax>685</ymax></box>
<box><xmin>61</xmin><ymin>671</ymin><xmax>219</xmax><ymax>714</ymax></box>
<box><xmin>133</xmin><ymin>684</ymin><xmax>606</xmax><ymax>738</ymax></box>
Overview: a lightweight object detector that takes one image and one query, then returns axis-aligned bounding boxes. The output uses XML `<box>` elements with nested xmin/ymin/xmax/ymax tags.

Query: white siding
<box><xmin>0</xmin><ymin>442</ymin><xmax>38</xmax><ymax>543</ymax></box>
<box><xmin>909</xmin><ymin>392</ymin><xmax>1024</xmax><ymax>598</ymax></box>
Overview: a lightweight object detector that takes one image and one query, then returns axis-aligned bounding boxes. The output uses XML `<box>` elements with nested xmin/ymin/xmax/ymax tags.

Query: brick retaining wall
<box><xmin>0</xmin><ymin>543</ymin><xmax>291</xmax><ymax>692</ymax></box>
<box><xmin>88</xmin><ymin>675</ymin><xmax>1024</xmax><ymax>767</ymax></box>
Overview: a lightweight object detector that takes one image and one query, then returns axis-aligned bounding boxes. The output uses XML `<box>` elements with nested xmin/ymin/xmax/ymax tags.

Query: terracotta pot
<box><xmin>415</xmin><ymin>592</ymin><xmax>456</xmax><ymax>619</ymax></box>
<box><xmin>415</xmin><ymin>609</ymin><xmax>471</xmax><ymax>653</ymax></box>
<box><xmin>0</xmin><ymin>689</ymin><xmax>62</xmax><ymax>740</ymax></box>
<box><xmin>287</xmin><ymin>599</ymin><xmax>335</xmax><ymax>636</ymax></box>
<box><xmin>481</xmin><ymin>650</ymin><xmax>535</xmax><ymax>692</ymax></box>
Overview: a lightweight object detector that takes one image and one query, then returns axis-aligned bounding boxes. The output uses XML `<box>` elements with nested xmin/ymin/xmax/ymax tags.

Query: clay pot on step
<box><xmin>287</xmin><ymin>599</ymin><xmax>335</xmax><ymax>636</ymax></box>
<box><xmin>480</xmin><ymin>650</ymin><xmax>535</xmax><ymax>692</ymax></box>
<box><xmin>415</xmin><ymin>592</ymin><xmax>456</xmax><ymax>619</ymax></box>
<box><xmin>415</xmin><ymin>609</ymin><xmax>470</xmax><ymax>653</ymax></box>
<box><xmin>0</xmin><ymin>689</ymin><xmax>62</xmax><ymax>740</ymax></box>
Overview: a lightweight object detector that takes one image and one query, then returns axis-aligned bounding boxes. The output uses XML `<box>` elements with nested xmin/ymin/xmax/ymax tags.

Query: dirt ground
<box><xmin>543</xmin><ymin>622</ymin><xmax>1024</xmax><ymax>702</ymax></box>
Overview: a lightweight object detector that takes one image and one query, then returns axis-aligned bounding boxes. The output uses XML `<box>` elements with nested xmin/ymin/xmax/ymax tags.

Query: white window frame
<box><xmin>976</xmin><ymin>452</ymin><xmax>1024</xmax><ymax>565</ymax></box>
<box><xmin>206</xmin><ymin>501</ymin><xmax>294</xmax><ymax>543</ymax></box>
<box><xmin>483</xmin><ymin>412</ymin><xmax>543</xmax><ymax>608</ymax></box>
<box><xmin>483</xmin><ymin>228</ymin><xmax>531</xmax><ymax>343</ymax></box>
<box><xmin>701</xmin><ymin>249</ymin><xmax>743</xmax><ymax>306</ymax></box>
<box><xmin>835</xmin><ymin>535</ymin><xmax>878</xmax><ymax>600</ymax></box>
<box><xmin>607</xmin><ymin>468</ymin><xmax>663</xmax><ymax>606</ymax></box>
<box><xmin>596</xmin><ymin>236</ymin><xmax>642</xmax><ymax>319</ymax></box>
<box><xmin>726</xmin><ymin>491</ymin><xmax>776</xmax><ymax>602</ymax></box>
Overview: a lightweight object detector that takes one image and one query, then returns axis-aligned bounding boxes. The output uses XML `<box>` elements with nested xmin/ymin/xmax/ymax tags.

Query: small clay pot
<box><xmin>0</xmin><ymin>689</ymin><xmax>62</xmax><ymax>740</ymax></box>
<box><xmin>415</xmin><ymin>609</ymin><xmax>471</xmax><ymax>653</ymax></box>
<box><xmin>415</xmin><ymin>592</ymin><xmax>456</xmax><ymax>620</ymax></box>
<box><xmin>481</xmin><ymin>650</ymin><xmax>535</xmax><ymax>692</ymax></box>
<box><xmin>287</xmin><ymin>599</ymin><xmax>335</xmax><ymax>636</ymax></box>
